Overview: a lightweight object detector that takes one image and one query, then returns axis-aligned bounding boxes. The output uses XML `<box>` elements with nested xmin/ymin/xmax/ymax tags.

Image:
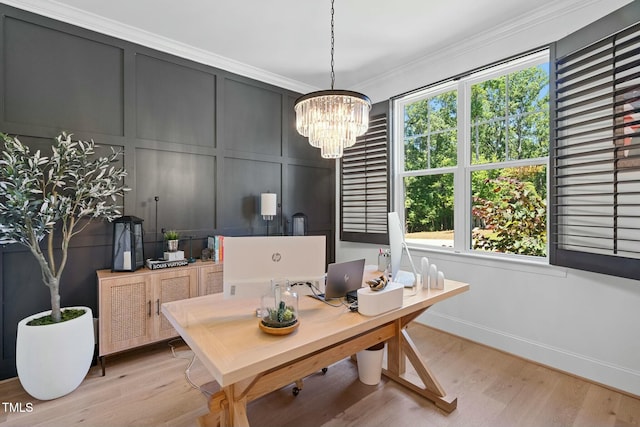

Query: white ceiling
<box><xmin>3</xmin><ymin>0</ymin><xmax>634</xmax><ymax>101</ymax></box>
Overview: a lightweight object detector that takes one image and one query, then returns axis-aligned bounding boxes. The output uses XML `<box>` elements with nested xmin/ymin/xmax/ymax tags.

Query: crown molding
<box><xmin>2</xmin><ymin>0</ymin><xmax>630</xmax><ymax>102</ymax></box>
<box><xmin>1</xmin><ymin>0</ymin><xmax>318</xmax><ymax>95</ymax></box>
<box><xmin>353</xmin><ymin>0</ymin><xmax>632</xmax><ymax>102</ymax></box>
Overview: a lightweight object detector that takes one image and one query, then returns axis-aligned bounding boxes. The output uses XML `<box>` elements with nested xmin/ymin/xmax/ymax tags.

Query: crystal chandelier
<box><xmin>294</xmin><ymin>0</ymin><xmax>371</xmax><ymax>159</ymax></box>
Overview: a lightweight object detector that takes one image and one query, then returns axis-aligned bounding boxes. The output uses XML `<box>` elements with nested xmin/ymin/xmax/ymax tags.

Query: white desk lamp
<box><xmin>261</xmin><ymin>193</ymin><xmax>277</xmax><ymax>235</ymax></box>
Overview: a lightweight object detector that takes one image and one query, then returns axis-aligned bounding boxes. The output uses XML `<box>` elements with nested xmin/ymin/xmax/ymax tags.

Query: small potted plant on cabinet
<box><xmin>164</xmin><ymin>230</ymin><xmax>179</xmax><ymax>252</ymax></box>
<box><xmin>0</xmin><ymin>132</ymin><xmax>128</xmax><ymax>400</ymax></box>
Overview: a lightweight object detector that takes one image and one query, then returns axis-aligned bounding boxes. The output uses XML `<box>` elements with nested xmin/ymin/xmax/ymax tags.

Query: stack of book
<box><xmin>207</xmin><ymin>235</ymin><xmax>224</xmax><ymax>262</ymax></box>
<box><xmin>145</xmin><ymin>258</ymin><xmax>189</xmax><ymax>270</ymax></box>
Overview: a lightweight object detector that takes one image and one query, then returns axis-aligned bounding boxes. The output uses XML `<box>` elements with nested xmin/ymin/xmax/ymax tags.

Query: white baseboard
<box><xmin>419</xmin><ymin>310</ymin><xmax>640</xmax><ymax>397</ymax></box>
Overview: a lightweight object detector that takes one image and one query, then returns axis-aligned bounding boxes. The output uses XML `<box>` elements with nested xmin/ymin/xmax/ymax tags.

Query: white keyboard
<box><xmin>391</xmin><ymin>270</ymin><xmax>416</xmax><ymax>288</ymax></box>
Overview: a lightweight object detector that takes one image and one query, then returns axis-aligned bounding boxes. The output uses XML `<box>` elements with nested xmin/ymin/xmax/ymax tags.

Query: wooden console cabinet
<box><xmin>96</xmin><ymin>261</ymin><xmax>223</xmax><ymax>373</ymax></box>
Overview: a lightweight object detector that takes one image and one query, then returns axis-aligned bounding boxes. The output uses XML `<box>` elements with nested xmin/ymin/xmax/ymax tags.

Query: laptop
<box><xmin>312</xmin><ymin>258</ymin><xmax>366</xmax><ymax>301</ymax></box>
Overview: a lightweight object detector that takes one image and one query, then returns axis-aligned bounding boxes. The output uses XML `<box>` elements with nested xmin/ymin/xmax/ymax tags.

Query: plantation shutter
<box><xmin>549</xmin><ymin>1</ymin><xmax>640</xmax><ymax>280</ymax></box>
<box><xmin>340</xmin><ymin>112</ymin><xmax>390</xmax><ymax>244</ymax></box>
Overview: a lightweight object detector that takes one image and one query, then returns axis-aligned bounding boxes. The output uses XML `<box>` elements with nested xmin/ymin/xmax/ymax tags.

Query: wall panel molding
<box><xmin>135</xmin><ymin>54</ymin><xmax>216</xmax><ymax>147</ymax></box>
<box><xmin>0</xmin><ymin>3</ymin><xmax>335</xmax><ymax>380</ymax></box>
<box><xmin>3</xmin><ymin>15</ymin><xmax>124</xmax><ymax>137</ymax></box>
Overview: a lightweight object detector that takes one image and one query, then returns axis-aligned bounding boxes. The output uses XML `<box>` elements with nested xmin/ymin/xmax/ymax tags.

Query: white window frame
<box><xmin>392</xmin><ymin>50</ymin><xmax>550</xmax><ymax>259</ymax></box>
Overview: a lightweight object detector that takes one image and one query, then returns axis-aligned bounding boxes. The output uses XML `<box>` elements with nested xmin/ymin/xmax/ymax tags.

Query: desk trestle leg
<box><xmin>200</xmin><ymin>386</ymin><xmax>250</xmax><ymax>427</ymax></box>
<box><xmin>198</xmin><ymin>391</ymin><xmax>225</xmax><ymax>427</ymax></box>
<box><xmin>383</xmin><ymin>326</ymin><xmax>457</xmax><ymax>413</ymax></box>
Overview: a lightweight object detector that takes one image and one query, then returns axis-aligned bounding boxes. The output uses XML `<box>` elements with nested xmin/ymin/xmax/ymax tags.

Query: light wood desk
<box><xmin>162</xmin><ymin>272</ymin><xmax>469</xmax><ymax>427</ymax></box>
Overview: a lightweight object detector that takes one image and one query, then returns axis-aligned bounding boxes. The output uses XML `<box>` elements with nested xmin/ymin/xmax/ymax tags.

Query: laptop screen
<box><xmin>324</xmin><ymin>259</ymin><xmax>366</xmax><ymax>299</ymax></box>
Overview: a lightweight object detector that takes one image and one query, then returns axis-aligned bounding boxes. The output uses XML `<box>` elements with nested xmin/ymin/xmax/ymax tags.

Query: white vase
<box><xmin>16</xmin><ymin>306</ymin><xmax>94</xmax><ymax>400</ymax></box>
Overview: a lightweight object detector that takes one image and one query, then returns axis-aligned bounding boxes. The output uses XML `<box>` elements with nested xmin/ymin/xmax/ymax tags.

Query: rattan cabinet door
<box><xmin>153</xmin><ymin>268</ymin><xmax>198</xmax><ymax>340</ymax></box>
<box><xmin>198</xmin><ymin>263</ymin><xmax>223</xmax><ymax>295</ymax></box>
<box><xmin>99</xmin><ymin>275</ymin><xmax>153</xmax><ymax>356</ymax></box>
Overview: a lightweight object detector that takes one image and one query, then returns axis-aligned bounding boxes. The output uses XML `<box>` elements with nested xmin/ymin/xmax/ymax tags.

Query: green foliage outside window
<box><xmin>404</xmin><ymin>174</ymin><xmax>454</xmax><ymax>233</ymax></box>
<box><xmin>402</xmin><ymin>61</ymin><xmax>549</xmax><ymax>256</ymax></box>
<box><xmin>472</xmin><ymin>173</ymin><xmax>547</xmax><ymax>256</ymax></box>
<box><xmin>404</xmin><ymin>89</ymin><xmax>457</xmax><ymax>171</ymax></box>
<box><xmin>470</xmin><ymin>66</ymin><xmax>549</xmax><ymax>164</ymax></box>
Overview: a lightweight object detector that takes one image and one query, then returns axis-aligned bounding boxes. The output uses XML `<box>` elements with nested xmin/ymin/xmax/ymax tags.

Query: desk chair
<box><xmin>292</xmin><ymin>367</ymin><xmax>329</xmax><ymax>396</ymax></box>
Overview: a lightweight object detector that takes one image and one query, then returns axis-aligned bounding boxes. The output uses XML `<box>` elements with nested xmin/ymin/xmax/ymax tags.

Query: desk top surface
<box><xmin>161</xmin><ymin>270</ymin><xmax>469</xmax><ymax>387</ymax></box>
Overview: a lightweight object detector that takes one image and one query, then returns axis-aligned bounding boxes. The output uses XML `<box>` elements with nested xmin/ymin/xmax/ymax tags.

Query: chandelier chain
<box><xmin>330</xmin><ymin>0</ymin><xmax>335</xmax><ymax>90</ymax></box>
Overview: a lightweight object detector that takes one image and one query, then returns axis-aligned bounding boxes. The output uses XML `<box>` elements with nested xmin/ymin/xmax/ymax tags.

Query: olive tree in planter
<box><xmin>0</xmin><ymin>132</ymin><xmax>128</xmax><ymax>400</ymax></box>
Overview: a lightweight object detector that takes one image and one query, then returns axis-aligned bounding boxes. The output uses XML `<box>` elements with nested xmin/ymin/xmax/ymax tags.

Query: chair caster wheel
<box><xmin>292</xmin><ymin>387</ymin><xmax>300</xmax><ymax>396</ymax></box>
<box><xmin>322</xmin><ymin>367</ymin><xmax>328</xmax><ymax>374</ymax></box>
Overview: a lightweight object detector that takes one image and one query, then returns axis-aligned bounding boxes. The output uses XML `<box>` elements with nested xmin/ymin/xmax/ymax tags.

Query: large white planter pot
<box><xmin>16</xmin><ymin>306</ymin><xmax>94</xmax><ymax>400</ymax></box>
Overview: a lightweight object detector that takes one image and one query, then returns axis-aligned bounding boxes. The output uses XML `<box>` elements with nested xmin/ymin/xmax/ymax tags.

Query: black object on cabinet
<box><xmin>292</xmin><ymin>212</ymin><xmax>308</xmax><ymax>236</ymax></box>
<box><xmin>112</xmin><ymin>216</ymin><xmax>145</xmax><ymax>271</ymax></box>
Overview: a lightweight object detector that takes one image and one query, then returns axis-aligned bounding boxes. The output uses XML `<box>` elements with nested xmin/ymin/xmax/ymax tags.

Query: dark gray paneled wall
<box><xmin>4</xmin><ymin>16</ymin><xmax>125</xmax><ymax>137</ymax></box>
<box><xmin>0</xmin><ymin>5</ymin><xmax>335</xmax><ymax>380</ymax></box>
<box><xmin>135</xmin><ymin>54</ymin><xmax>217</xmax><ymax>147</ymax></box>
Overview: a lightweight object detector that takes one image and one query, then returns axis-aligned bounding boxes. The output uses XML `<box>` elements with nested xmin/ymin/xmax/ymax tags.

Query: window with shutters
<box><xmin>394</xmin><ymin>51</ymin><xmax>549</xmax><ymax>257</ymax></box>
<box><xmin>550</xmin><ymin>3</ymin><xmax>640</xmax><ymax>280</ymax></box>
<box><xmin>340</xmin><ymin>114</ymin><xmax>389</xmax><ymax>244</ymax></box>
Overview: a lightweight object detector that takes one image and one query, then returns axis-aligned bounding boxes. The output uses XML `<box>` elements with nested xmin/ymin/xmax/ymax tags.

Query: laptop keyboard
<box><xmin>312</xmin><ymin>291</ymin><xmax>357</xmax><ymax>303</ymax></box>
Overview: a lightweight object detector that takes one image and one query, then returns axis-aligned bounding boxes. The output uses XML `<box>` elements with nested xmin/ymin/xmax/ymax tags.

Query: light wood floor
<box><xmin>1</xmin><ymin>324</ymin><xmax>639</xmax><ymax>427</ymax></box>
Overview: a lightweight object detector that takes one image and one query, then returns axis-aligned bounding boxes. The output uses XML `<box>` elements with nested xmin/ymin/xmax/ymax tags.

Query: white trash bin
<box><xmin>356</xmin><ymin>342</ymin><xmax>385</xmax><ymax>385</ymax></box>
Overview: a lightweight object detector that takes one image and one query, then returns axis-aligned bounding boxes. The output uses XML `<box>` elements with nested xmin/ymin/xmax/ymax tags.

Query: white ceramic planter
<box><xmin>16</xmin><ymin>306</ymin><xmax>94</xmax><ymax>400</ymax></box>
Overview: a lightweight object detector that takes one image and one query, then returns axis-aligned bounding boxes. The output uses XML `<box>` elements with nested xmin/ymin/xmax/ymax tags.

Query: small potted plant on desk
<box><xmin>0</xmin><ymin>132</ymin><xmax>128</xmax><ymax>400</ymax></box>
<box><xmin>259</xmin><ymin>283</ymin><xmax>299</xmax><ymax>335</ymax></box>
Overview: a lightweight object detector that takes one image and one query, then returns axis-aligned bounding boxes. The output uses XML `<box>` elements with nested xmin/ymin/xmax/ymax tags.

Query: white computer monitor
<box><xmin>387</xmin><ymin>212</ymin><xmax>418</xmax><ymax>287</ymax></box>
<box><xmin>223</xmin><ymin>235</ymin><xmax>326</xmax><ymax>299</ymax></box>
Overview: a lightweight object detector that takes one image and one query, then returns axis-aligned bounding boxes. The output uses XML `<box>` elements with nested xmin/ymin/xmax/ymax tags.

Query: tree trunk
<box><xmin>29</xmin><ymin>242</ymin><xmax>62</xmax><ymax>322</ymax></box>
<box><xmin>48</xmin><ymin>277</ymin><xmax>61</xmax><ymax>323</ymax></box>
